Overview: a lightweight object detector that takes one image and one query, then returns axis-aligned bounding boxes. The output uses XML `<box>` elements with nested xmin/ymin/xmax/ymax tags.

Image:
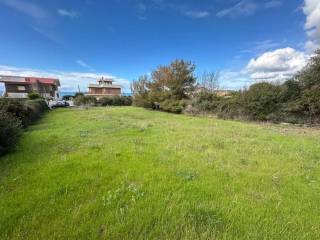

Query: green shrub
<box><xmin>280</xmin><ymin>80</ymin><xmax>301</xmax><ymax>102</ymax></box>
<box><xmin>242</xmin><ymin>83</ymin><xmax>282</xmax><ymax>121</ymax></box>
<box><xmin>216</xmin><ymin>93</ymin><xmax>245</xmax><ymax>120</ymax></box>
<box><xmin>160</xmin><ymin>99</ymin><xmax>186</xmax><ymax>114</ymax></box>
<box><xmin>99</xmin><ymin>96</ymin><xmax>132</xmax><ymax>106</ymax></box>
<box><xmin>99</xmin><ymin>97</ymin><xmax>114</xmax><ymax>106</ymax></box>
<box><xmin>0</xmin><ymin>111</ymin><xmax>22</xmax><ymax>156</ymax></box>
<box><xmin>28</xmin><ymin>92</ymin><xmax>41</xmax><ymax>100</ymax></box>
<box><xmin>296</xmin><ymin>49</ymin><xmax>320</xmax><ymax>89</ymax></box>
<box><xmin>117</xmin><ymin>96</ymin><xmax>132</xmax><ymax>106</ymax></box>
<box><xmin>191</xmin><ymin>91</ymin><xmax>221</xmax><ymax>112</ymax></box>
<box><xmin>24</xmin><ymin>99</ymin><xmax>49</xmax><ymax>124</ymax></box>
<box><xmin>132</xmin><ymin>95</ymin><xmax>153</xmax><ymax>108</ymax></box>
<box><xmin>301</xmin><ymin>85</ymin><xmax>320</xmax><ymax>122</ymax></box>
<box><xmin>0</xmin><ymin>99</ymin><xmax>29</xmax><ymax>127</ymax></box>
<box><xmin>111</xmin><ymin>96</ymin><xmax>123</xmax><ymax>106</ymax></box>
<box><xmin>0</xmin><ymin>99</ymin><xmax>47</xmax><ymax>156</ymax></box>
<box><xmin>0</xmin><ymin>98</ymin><xmax>48</xmax><ymax>127</ymax></box>
<box><xmin>74</xmin><ymin>95</ymin><xmax>97</xmax><ymax>106</ymax></box>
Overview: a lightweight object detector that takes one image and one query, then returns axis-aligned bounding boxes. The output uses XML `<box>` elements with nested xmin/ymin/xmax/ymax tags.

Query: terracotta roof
<box><xmin>26</xmin><ymin>77</ymin><xmax>60</xmax><ymax>86</ymax></box>
<box><xmin>0</xmin><ymin>75</ymin><xmax>60</xmax><ymax>86</ymax></box>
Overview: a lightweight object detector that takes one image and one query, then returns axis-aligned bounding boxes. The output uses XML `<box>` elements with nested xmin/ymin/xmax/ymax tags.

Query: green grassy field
<box><xmin>1</xmin><ymin>107</ymin><xmax>320</xmax><ymax>239</ymax></box>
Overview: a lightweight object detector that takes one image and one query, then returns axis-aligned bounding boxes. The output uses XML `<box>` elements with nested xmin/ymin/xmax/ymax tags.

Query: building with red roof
<box><xmin>0</xmin><ymin>75</ymin><xmax>60</xmax><ymax>99</ymax></box>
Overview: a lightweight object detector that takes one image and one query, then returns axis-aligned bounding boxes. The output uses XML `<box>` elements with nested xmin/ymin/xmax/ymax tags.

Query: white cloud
<box><xmin>0</xmin><ymin>65</ymin><xmax>131</xmax><ymax>93</ymax></box>
<box><xmin>76</xmin><ymin>60</ymin><xmax>93</xmax><ymax>70</ymax></box>
<box><xmin>137</xmin><ymin>2</ymin><xmax>147</xmax><ymax>12</ymax></box>
<box><xmin>245</xmin><ymin>47</ymin><xmax>308</xmax><ymax>82</ymax></box>
<box><xmin>0</xmin><ymin>0</ymin><xmax>62</xmax><ymax>44</ymax></box>
<box><xmin>184</xmin><ymin>10</ymin><xmax>210</xmax><ymax>19</ymax></box>
<box><xmin>216</xmin><ymin>0</ymin><xmax>282</xmax><ymax>18</ymax></box>
<box><xmin>139</xmin><ymin>1</ymin><xmax>210</xmax><ymax>19</ymax></box>
<box><xmin>57</xmin><ymin>9</ymin><xmax>79</xmax><ymax>18</ymax></box>
<box><xmin>264</xmin><ymin>0</ymin><xmax>282</xmax><ymax>9</ymax></box>
<box><xmin>31</xmin><ymin>25</ymin><xmax>61</xmax><ymax>44</ymax></box>
<box><xmin>237</xmin><ymin>0</ymin><xmax>317</xmax><ymax>86</ymax></box>
<box><xmin>303</xmin><ymin>0</ymin><xmax>320</xmax><ymax>52</ymax></box>
<box><xmin>241</xmin><ymin>39</ymin><xmax>285</xmax><ymax>54</ymax></box>
<box><xmin>0</xmin><ymin>0</ymin><xmax>48</xmax><ymax>20</ymax></box>
<box><xmin>217</xmin><ymin>0</ymin><xmax>258</xmax><ymax>17</ymax></box>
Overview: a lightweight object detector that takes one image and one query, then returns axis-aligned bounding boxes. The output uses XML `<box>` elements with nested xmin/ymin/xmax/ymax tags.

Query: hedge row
<box><xmin>187</xmin><ymin>50</ymin><xmax>320</xmax><ymax>124</ymax></box>
<box><xmin>132</xmin><ymin>50</ymin><xmax>320</xmax><ymax>124</ymax></box>
<box><xmin>73</xmin><ymin>94</ymin><xmax>132</xmax><ymax>107</ymax></box>
<box><xmin>187</xmin><ymin>80</ymin><xmax>320</xmax><ymax>124</ymax></box>
<box><xmin>0</xmin><ymin>99</ymin><xmax>48</xmax><ymax>156</ymax></box>
<box><xmin>99</xmin><ymin>96</ymin><xmax>132</xmax><ymax>106</ymax></box>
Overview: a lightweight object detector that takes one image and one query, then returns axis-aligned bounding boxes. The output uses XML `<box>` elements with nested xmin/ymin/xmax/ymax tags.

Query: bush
<box><xmin>99</xmin><ymin>97</ymin><xmax>114</xmax><ymax>106</ymax></box>
<box><xmin>131</xmin><ymin>75</ymin><xmax>152</xmax><ymax>108</ymax></box>
<box><xmin>28</xmin><ymin>92</ymin><xmax>41</xmax><ymax>100</ymax></box>
<box><xmin>113</xmin><ymin>96</ymin><xmax>132</xmax><ymax>106</ymax></box>
<box><xmin>74</xmin><ymin>95</ymin><xmax>97</xmax><ymax>106</ymax></box>
<box><xmin>280</xmin><ymin>80</ymin><xmax>301</xmax><ymax>102</ymax></box>
<box><xmin>0</xmin><ymin>99</ymin><xmax>47</xmax><ymax>156</ymax></box>
<box><xmin>24</xmin><ymin>99</ymin><xmax>49</xmax><ymax>124</ymax></box>
<box><xmin>0</xmin><ymin>98</ymin><xmax>48</xmax><ymax>127</ymax></box>
<box><xmin>99</xmin><ymin>96</ymin><xmax>132</xmax><ymax>106</ymax></box>
<box><xmin>0</xmin><ymin>111</ymin><xmax>22</xmax><ymax>156</ymax></box>
<box><xmin>0</xmin><ymin>99</ymin><xmax>29</xmax><ymax>127</ymax></box>
<box><xmin>216</xmin><ymin>93</ymin><xmax>245</xmax><ymax>120</ymax></box>
<box><xmin>191</xmin><ymin>91</ymin><xmax>221</xmax><ymax>113</ymax></box>
<box><xmin>160</xmin><ymin>99</ymin><xmax>186</xmax><ymax>114</ymax></box>
<box><xmin>242</xmin><ymin>83</ymin><xmax>282</xmax><ymax>121</ymax></box>
<box><xmin>296</xmin><ymin>49</ymin><xmax>320</xmax><ymax>89</ymax></box>
<box><xmin>301</xmin><ymin>85</ymin><xmax>320</xmax><ymax>122</ymax></box>
<box><xmin>132</xmin><ymin>94</ymin><xmax>152</xmax><ymax>108</ymax></box>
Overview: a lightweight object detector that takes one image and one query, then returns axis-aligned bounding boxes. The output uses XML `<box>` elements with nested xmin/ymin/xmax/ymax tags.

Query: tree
<box><xmin>150</xmin><ymin>59</ymin><xmax>196</xmax><ymax>100</ymax></box>
<box><xmin>301</xmin><ymin>85</ymin><xmax>320</xmax><ymax>122</ymax></box>
<box><xmin>296</xmin><ymin>49</ymin><xmax>320</xmax><ymax>89</ymax></box>
<box><xmin>200</xmin><ymin>71</ymin><xmax>220</xmax><ymax>92</ymax></box>
<box><xmin>291</xmin><ymin>49</ymin><xmax>320</xmax><ymax>122</ymax></box>
<box><xmin>131</xmin><ymin>75</ymin><xmax>152</xmax><ymax>108</ymax></box>
<box><xmin>280</xmin><ymin>79</ymin><xmax>301</xmax><ymax>102</ymax></box>
<box><xmin>131</xmin><ymin>60</ymin><xmax>196</xmax><ymax>112</ymax></box>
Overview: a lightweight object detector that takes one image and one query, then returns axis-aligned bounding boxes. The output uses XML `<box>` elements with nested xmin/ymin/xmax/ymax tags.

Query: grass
<box><xmin>1</xmin><ymin>107</ymin><xmax>320</xmax><ymax>239</ymax></box>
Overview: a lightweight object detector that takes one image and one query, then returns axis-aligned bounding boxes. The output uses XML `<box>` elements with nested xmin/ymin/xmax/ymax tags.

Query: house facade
<box><xmin>86</xmin><ymin>77</ymin><xmax>122</xmax><ymax>99</ymax></box>
<box><xmin>0</xmin><ymin>75</ymin><xmax>60</xmax><ymax>99</ymax></box>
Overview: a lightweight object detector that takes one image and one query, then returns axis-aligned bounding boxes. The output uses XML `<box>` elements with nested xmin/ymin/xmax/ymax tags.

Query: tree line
<box><xmin>131</xmin><ymin>49</ymin><xmax>320</xmax><ymax>124</ymax></box>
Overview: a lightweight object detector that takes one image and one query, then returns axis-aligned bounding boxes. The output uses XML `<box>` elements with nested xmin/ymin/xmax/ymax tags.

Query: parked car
<box><xmin>50</xmin><ymin>100</ymin><xmax>70</xmax><ymax>108</ymax></box>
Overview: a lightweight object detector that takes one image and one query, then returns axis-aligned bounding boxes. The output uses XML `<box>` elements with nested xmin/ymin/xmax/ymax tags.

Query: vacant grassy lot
<box><xmin>1</xmin><ymin>107</ymin><xmax>320</xmax><ymax>239</ymax></box>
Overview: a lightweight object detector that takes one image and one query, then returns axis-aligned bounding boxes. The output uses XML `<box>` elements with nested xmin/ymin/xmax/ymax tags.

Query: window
<box><xmin>17</xmin><ymin>86</ymin><xmax>26</xmax><ymax>91</ymax></box>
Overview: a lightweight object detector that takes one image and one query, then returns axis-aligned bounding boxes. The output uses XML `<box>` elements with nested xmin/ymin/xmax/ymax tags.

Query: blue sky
<box><xmin>0</xmin><ymin>0</ymin><xmax>319</xmax><ymax>92</ymax></box>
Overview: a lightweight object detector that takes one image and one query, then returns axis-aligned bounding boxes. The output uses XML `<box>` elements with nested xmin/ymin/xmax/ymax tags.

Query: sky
<box><xmin>0</xmin><ymin>0</ymin><xmax>319</xmax><ymax>93</ymax></box>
